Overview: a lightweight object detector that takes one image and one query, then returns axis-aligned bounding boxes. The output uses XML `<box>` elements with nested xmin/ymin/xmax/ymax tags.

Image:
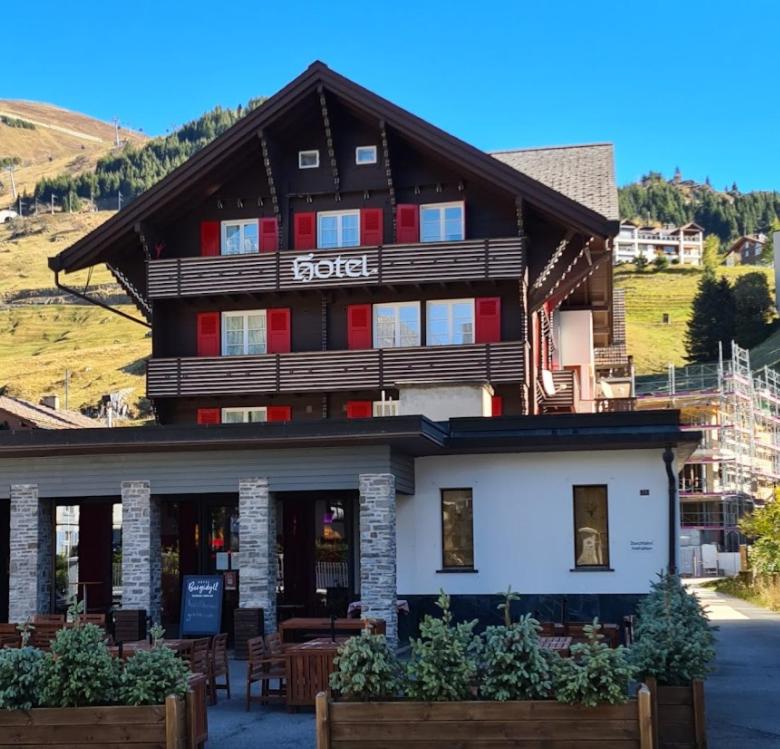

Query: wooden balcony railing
<box><xmin>146</xmin><ymin>237</ymin><xmax>525</xmax><ymax>298</ymax></box>
<box><xmin>146</xmin><ymin>341</ymin><xmax>525</xmax><ymax>398</ymax></box>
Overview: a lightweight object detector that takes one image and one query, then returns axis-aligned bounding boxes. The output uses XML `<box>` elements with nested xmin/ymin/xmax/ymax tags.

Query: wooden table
<box><xmin>539</xmin><ymin>636</ymin><xmax>572</xmax><ymax>655</ymax></box>
<box><xmin>279</xmin><ymin>617</ymin><xmax>385</xmax><ymax>643</ymax></box>
<box><xmin>109</xmin><ymin>638</ymin><xmax>191</xmax><ymax>659</ymax></box>
<box><xmin>285</xmin><ymin>637</ymin><xmax>348</xmax><ymax>708</ymax></box>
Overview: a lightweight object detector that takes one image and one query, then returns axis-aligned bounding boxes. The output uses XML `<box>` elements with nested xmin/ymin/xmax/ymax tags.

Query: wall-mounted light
<box><xmin>257</xmin><ymin>196</ymin><xmax>264</xmax><ymax>207</ymax></box>
<box><xmin>435</xmin><ymin>182</ymin><xmax>443</xmax><ymax>193</ymax></box>
<box><xmin>237</xmin><ymin>198</ymin><xmax>244</xmax><ymax>208</ymax></box>
<box><xmin>216</xmin><ymin>199</ymin><xmax>224</xmax><ymax>209</ymax></box>
<box><xmin>414</xmin><ymin>185</ymin><xmax>421</xmax><ymax>195</ymax></box>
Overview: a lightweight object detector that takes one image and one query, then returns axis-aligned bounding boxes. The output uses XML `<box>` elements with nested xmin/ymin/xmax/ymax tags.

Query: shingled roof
<box><xmin>0</xmin><ymin>395</ymin><xmax>103</xmax><ymax>430</ymax></box>
<box><xmin>492</xmin><ymin>143</ymin><xmax>619</xmax><ymax>222</ymax></box>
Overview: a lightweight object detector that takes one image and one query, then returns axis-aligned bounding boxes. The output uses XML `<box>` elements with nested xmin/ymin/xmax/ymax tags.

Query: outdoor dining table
<box><xmin>108</xmin><ymin>638</ymin><xmax>192</xmax><ymax>659</ymax></box>
<box><xmin>539</xmin><ymin>636</ymin><xmax>573</xmax><ymax>656</ymax></box>
<box><xmin>279</xmin><ymin>617</ymin><xmax>385</xmax><ymax>643</ymax></box>
<box><xmin>284</xmin><ymin>636</ymin><xmax>349</xmax><ymax>708</ymax></box>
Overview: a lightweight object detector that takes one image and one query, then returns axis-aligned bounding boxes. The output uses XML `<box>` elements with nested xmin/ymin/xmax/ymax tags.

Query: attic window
<box><xmin>355</xmin><ymin>145</ymin><xmax>377</xmax><ymax>165</ymax></box>
<box><xmin>298</xmin><ymin>150</ymin><xmax>319</xmax><ymax>169</ymax></box>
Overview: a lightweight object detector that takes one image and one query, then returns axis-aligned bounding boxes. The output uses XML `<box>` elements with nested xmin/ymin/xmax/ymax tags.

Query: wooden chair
<box><xmin>30</xmin><ymin>623</ymin><xmax>61</xmax><ymax>651</ymax></box>
<box><xmin>265</xmin><ymin>631</ymin><xmax>285</xmax><ymax>657</ymax></box>
<box><xmin>246</xmin><ymin>636</ymin><xmax>286</xmax><ymax>710</ymax></box>
<box><xmin>187</xmin><ymin>638</ymin><xmax>212</xmax><ymax>678</ymax></box>
<box><xmin>79</xmin><ymin>613</ymin><xmax>107</xmax><ymax>629</ymax></box>
<box><xmin>33</xmin><ymin>614</ymin><xmax>65</xmax><ymax>626</ymax></box>
<box><xmin>0</xmin><ymin>623</ymin><xmax>20</xmax><ymax>649</ymax></box>
<box><xmin>208</xmin><ymin>633</ymin><xmax>230</xmax><ymax>705</ymax></box>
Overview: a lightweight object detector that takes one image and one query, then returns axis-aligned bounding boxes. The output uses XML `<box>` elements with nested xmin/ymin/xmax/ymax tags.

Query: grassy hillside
<box><xmin>615</xmin><ymin>264</ymin><xmax>776</xmax><ymax>373</ymax></box>
<box><xmin>0</xmin><ymin>213</ymin><xmax>150</xmax><ymax>417</ymax></box>
<box><xmin>0</xmin><ymin>100</ymin><xmax>146</xmax><ymax>208</ymax></box>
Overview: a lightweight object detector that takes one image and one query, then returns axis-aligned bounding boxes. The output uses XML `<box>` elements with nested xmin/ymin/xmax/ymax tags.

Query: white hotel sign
<box><xmin>291</xmin><ymin>253</ymin><xmax>377</xmax><ymax>283</ymax></box>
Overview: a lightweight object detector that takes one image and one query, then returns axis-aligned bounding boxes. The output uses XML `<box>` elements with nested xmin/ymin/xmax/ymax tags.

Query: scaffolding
<box><xmin>634</xmin><ymin>342</ymin><xmax>780</xmax><ymax>554</ymax></box>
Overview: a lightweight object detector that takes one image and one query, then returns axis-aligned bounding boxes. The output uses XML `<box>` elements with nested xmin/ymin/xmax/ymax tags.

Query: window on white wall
<box><xmin>373</xmin><ymin>302</ymin><xmax>420</xmax><ymax>348</ymax></box>
<box><xmin>420</xmin><ymin>201</ymin><xmax>465</xmax><ymax>242</ymax></box>
<box><xmin>426</xmin><ymin>299</ymin><xmax>475</xmax><ymax>345</ymax></box>
<box><xmin>441</xmin><ymin>488</ymin><xmax>474</xmax><ymax>569</ymax></box>
<box><xmin>221</xmin><ymin>407</ymin><xmax>267</xmax><ymax>423</ymax></box>
<box><xmin>222</xmin><ymin>310</ymin><xmax>267</xmax><ymax>356</ymax></box>
<box><xmin>573</xmin><ymin>485</ymin><xmax>610</xmax><ymax>569</ymax></box>
<box><xmin>221</xmin><ymin>220</ymin><xmax>259</xmax><ymax>255</ymax></box>
<box><xmin>317</xmin><ymin>210</ymin><xmax>360</xmax><ymax>249</ymax></box>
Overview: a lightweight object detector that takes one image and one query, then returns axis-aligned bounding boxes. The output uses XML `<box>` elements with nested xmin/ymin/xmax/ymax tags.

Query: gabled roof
<box><xmin>492</xmin><ymin>143</ymin><xmax>618</xmax><ymax>222</ymax></box>
<box><xmin>51</xmin><ymin>62</ymin><xmax>618</xmax><ymax>274</ymax></box>
<box><xmin>0</xmin><ymin>395</ymin><xmax>103</xmax><ymax>429</ymax></box>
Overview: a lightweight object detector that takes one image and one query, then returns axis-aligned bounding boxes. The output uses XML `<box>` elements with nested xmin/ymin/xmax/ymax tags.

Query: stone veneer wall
<box><xmin>9</xmin><ymin>484</ymin><xmax>52</xmax><ymax>621</ymax></box>
<box><xmin>359</xmin><ymin>473</ymin><xmax>398</xmax><ymax>646</ymax></box>
<box><xmin>121</xmin><ymin>480</ymin><xmax>161</xmax><ymax>623</ymax></box>
<box><xmin>238</xmin><ymin>477</ymin><xmax>277</xmax><ymax>633</ymax></box>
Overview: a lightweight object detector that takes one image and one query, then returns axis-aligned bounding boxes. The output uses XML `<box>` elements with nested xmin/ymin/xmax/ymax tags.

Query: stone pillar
<box><xmin>359</xmin><ymin>473</ymin><xmax>397</xmax><ymax>646</ymax></box>
<box><xmin>239</xmin><ymin>478</ymin><xmax>277</xmax><ymax>633</ymax></box>
<box><xmin>121</xmin><ymin>481</ymin><xmax>161</xmax><ymax>623</ymax></box>
<box><xmin>9</xmin><ymin>484</ymin><xmax>53</xmax><ymax>622</ymax></box>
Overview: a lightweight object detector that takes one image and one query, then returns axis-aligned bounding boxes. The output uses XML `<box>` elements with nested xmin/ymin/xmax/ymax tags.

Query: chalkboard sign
<box><xmin>180</xmin><ymin>575</ymin><xmax>223</xmax><ymax>636</ymax></box>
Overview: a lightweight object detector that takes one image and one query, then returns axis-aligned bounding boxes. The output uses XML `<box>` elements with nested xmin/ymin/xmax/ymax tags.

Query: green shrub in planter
<box><xmin>554</xmin><ymin>620</ymin><xmax>636</xmax><ymax>707</ymax></box>
<box><xmin>119</xmin><ymin>645</ymin><xmax>191</xmax><ymax>706</ymax></box>
<box><xmin>631</xmin><ymin>572</ymin><xmax>715</xmax><ymax>685</ymax></box>
<box><xmin>330</xmin><ymin>630</ymin><xmax>404</xmax><ymax>701</ymax></box>
<box><xmin>0</xmin><ymin>646</ymin><xmax>47</xmax><ymax>710</ymax></box>
<box><xmin>406</xmin><ymin>591</ymin><xmax>481</xmax><ymax>701</ymax></box>
<box><xmin>41</xmin><ymin>622</ymin><xmax>121</xmax><ymax>707</ymax></box>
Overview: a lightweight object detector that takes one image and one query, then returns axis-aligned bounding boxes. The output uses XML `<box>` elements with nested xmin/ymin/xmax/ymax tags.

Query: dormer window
<box><xmin>222</xmin><ymin>220</ymin><xmax>259</xmax><ymax>255</ymax></box>
<box><xmin>298</xmin><ymin>149</ymin><xmax>320</xmax><ymax>169</ymax></box>
<box><xmin>420</xmin><ymin>201</ymin><xmax>465</xmax><ymax>242</ymax></box>
<box><xmin>355</xmin><ymin>145</ymin><xmax>377</xmax><ymax>165</ymax></box>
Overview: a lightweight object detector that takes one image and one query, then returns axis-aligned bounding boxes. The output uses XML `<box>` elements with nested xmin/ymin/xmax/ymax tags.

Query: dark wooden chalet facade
<box><xmin>50</xmin><ymin>62</ymin><xmax>622</xmax><ymax>427</ymax></box>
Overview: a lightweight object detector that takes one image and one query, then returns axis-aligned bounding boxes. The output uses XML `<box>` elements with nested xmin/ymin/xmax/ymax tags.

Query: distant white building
<box><xmin>0</xmin><ymin>209</ymin><xmax>18</xmax><ymax>223</ymax></box>
<box><xmin>614</xmin><ymin>221</ymin><xmax>704</xmax><ymax>265</ymax></box>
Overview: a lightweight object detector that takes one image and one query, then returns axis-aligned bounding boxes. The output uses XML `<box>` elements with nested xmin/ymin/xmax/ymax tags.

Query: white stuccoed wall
<box><xmin>397</xmin><ymin>448</ymin><xmax>677</xmax><ymax>596</ymax></box>
<box><xmin>556</xmin><ymin>310</ymin><xmax>595</xmax><ymax>402</ymax></box>
<box><xmin>397</xmin><ymin>383</ymin><xmax>492</xmax><ymax>420</ymax></box>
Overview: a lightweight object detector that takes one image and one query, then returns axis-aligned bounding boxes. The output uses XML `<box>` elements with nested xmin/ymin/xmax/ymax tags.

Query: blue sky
<box><xmin>5</xmin><ymin>0</ymin><xmax>779</xmax><ymax>191</ymax></box>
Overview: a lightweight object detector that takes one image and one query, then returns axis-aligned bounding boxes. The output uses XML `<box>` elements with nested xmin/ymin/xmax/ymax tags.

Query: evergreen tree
<box><xmin>702</xmin><ymin>235</ymin><xmax>721</xmax><ymax>271</ymax></box>
<box><xmin>685</xmin><ymin>273</ymin><xmax>735</xmax><ymax>363</ymax></box>
<box><xmin>733</xmin><ymin>272</ymin><xmax>773</xmax><ymax>348</ymax></box>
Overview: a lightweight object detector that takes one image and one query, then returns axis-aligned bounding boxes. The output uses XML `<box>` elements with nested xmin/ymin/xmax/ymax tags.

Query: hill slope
<box><xmin>0</xmin><ymin>100</ymin><xmax>147</xmax><ymax>207</ymax></box>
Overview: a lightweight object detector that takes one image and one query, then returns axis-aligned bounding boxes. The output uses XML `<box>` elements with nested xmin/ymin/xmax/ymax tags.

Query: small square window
<box><xmin>298</xmin><ymin>150</ymin><xmax>319</xmax><ymax>169</ymax></box>
<box><xmin>355</xmin><ymin>145</ymin><xmax>378</xmax><ymax>165</ymax></box>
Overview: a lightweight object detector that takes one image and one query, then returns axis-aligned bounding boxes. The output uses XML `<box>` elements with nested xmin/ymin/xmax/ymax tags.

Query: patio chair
<box><xmin>30</xmin><ymin>622</ymin><xmax>62</xmax><ymax>651</ymax></box>
<box><xmin>0</xmin><ymin>623</ymin><xmax>20</xmax><ymax>649</ymax></box>
<box><xmin>187</xmin><ymin>638</ymin><xmax>212</xmax><ymax>678</ymax></box>
<box><xmin>265</xmin><ymin>631</ymin><xmax>285</xmax><ymax>657</ymax></box>
<box><xmin>209</xmin><ymin>633</ymin><xmax>230</xmax><ymax>705</ymax></box>
<box><xmin>33</xmin><ymin>614</ymin><xmax>65</xmax><ymax>626</ymax></box>
<box><xmin>246</xmin><ymin>636</ymin><xmax>286</xmax><ymax>710</ymax></box>
<box><xmin>79</xmin><ymin>613</ymin><xmax>107</xmax><ymax>629</ymax></box>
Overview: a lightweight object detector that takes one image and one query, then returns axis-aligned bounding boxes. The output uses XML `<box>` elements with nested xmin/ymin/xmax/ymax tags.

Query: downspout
<box><xmin>54</xmin><ymin>270</ymin><xmax>151</xmax><ymax>328</ymax></box>
<box><xmin>663</xmin><ymin>446</ymin><xmax>677</xmax><ymax>573</ymax></box>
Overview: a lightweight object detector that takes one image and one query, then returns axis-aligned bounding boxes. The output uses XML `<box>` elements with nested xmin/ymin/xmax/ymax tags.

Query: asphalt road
<box><xmin>691</xmin><ymin>581</ymin><xmax>780</xmax><ymax>748</ymax></box>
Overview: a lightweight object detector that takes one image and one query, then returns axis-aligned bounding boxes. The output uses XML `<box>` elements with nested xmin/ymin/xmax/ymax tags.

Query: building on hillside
<box><xmin>0</xmin><ymin>395</ymin><xmax>103</xmax><ymax>430</ymax></box>
<box><xmin>0</xmin><ymin>62</ymin><xmax>694</xmax><ymax>642</ymax></box>
<box><xmin>614</xmin><ymin>221</ymin><xmax>704</xmax><ymax>265</ymax></box>
<box><xmin>724</xmin><ymin>233</ymin><xmax>767</xmax><ymax>266</ymax></box>
<box><xmin>634</xmin><ymin>343</ymin><xmax>780</xmax><ymax>574</ymax></box>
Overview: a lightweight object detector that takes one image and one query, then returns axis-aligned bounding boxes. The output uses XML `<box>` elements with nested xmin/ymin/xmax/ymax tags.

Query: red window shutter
<box><xmin>200</xmin><ymin>221</ymin><xmax>220</xmax><ymax>256</ymax></box>
<box><xmin>491</xmin><ymin>395</ymin><xmax>503</xmax><ymax>417</ymax></box>
<box><xmin>347</xmin><ymin>304</ymin><xmax>372</xmax><ymax>350</ymax></box>
<box><xmin>197</xmin><ymin>408</ymin><xmax>221</xmax><ymax>425</ymax></box>
<box><xmin>293</xmin><ymin>212</ymin><xmax>316</xmax><ymax>250</ymax></box>
<box><xmin>346</xmin><ymin>401</ymin><xmax>372</xmax><ymax>419</ymax></box>
<box><xmin>267</xmin><ymin>406</ymin><xmax>292</xmax><ymax>422</ymax></box>
<box><xmin>259</xmin><ymin>217</ymin><xmax>279</xmax><ymax>252</ymax></box>
<box><xmin>396</xmin><ymin>204</ymin><xmax>419</xmax><ymax>243</ymax></box>
<box><xmin>196</xmin><ymin>312</ymin><xmax>221</xmax><ymax>356</ymax></box>
<box><xmin>475</xmin><ymin>297</ymin><xmax>501</xmax><ymax>343</ymax></box>
<box><xmin>267</xmin><ymin>308</ymin><xmax>291</xmax><ymax>353</ymax></box>
<box><xmin>360</xmin><ymin>208</ymin><xmax>383</xmax><ymax>246</ymax></box>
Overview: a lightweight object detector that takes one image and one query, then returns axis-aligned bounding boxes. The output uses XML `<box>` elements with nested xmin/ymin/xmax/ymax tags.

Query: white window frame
<box><xmin>373</xmin><ymin>399</ymin><xmax>398</xmax><ymax>416</ymax></box>
<box><xmin>355</xmin><ymin>145</ymin><xmax>378</xmax><ymax>165</ymax></box>
<box><xmin>372</xmin><ymin>301</ymin><xmax>421</xmax><ymax>349</ymax></box>
<box><xmin>221</xmin><ymin>310</ymin><xmax>267</xmax><ymax>356</ymax></box>
<box><xmin>420</xmin><ymin>200</ymin><xmax>465</xmax><ymax>243</ymax></box>
<box><xmin>298</xmin><ymin>149</ymin><xmax>320</xmax><ymax>169</ymax></box>
<box><xmin>426</xmin><ymin>298</ymin><xmax>475</xmax><ymax>346</ymax></box>
<box><xmin>221</xmin><ymin>219</ymin><xmax>259</xmax><ymax>256</ymax></box>
<box><xmin>221</xmin><ymin>406</ymin><xmax>268</xmax><ymax>423</ymax></box>
<box><xmin>317</xmin><ymin>209</ymin><xmax>361</xmax><ymax>249</ymax></box>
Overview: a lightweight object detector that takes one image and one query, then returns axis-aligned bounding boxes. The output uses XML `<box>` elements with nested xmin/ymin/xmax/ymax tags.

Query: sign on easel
<box><xmin>180</xmin><ymin>575</ymin><xmax>223</xmax><ymax>635</ymax></box>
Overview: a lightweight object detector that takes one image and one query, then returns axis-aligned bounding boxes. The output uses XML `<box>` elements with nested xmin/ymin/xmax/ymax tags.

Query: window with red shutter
<box><xmin>347</xmin><ymin>304</ymin><xmax>372</xmax><ymax>350</ymax></box>
<box><xmin>360</xmin><ymin>208</ymin><xmax>383</xmax><ymax>246</ymax></box>
<box><xmin>346</xmin><ymin>401</ymin><xmax>372</xmax><ymax>419</ymax></box>
<box><xmin>196</xmin><ymin>312</ymin><xmax>221</xmax><ymax>356</ymax></box>
<box><xmin>259</xmin><ymin>217</ymin><xmax>279</xmax><ymax>252</ymax></box>
<box><xmin>396</xmin><ymin>204</ymin><xmax>419</xmax><ymax>243</ymax></box>
<box><xmin>267</xmin><ymin>406</ymin><xmax>292</xmax><ymax>422</ymax></box>
<box><xmin>197</xmin><ymin>408</ymin><xmax>221</xmax><ymax>425</ymax></box>
<box><xmin>294</xmin><ymin>212</ymin><xmax>316</xmax><ymax>250</ymax></box>
<box><xmin>200</xmin><ymin>221</ymin><xmax>220</xmax><ymax>256</ymax></box>
<box><xmin>267</xmin><ymin>308</ymin><xmax>291</xmax><ymax>353</ymax></box>
<box><xmin>491</xmin><ymin>395</ymin><xmax>503</xmax><ymax>417</ymax></box>
<box><xmin>475</xmin><ymin>297</ymin><xmax>501</xmax><ymax>343</ymax></box>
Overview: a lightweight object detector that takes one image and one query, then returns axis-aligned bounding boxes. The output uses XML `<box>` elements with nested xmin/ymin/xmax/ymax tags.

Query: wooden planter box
<box><xmin>0</xmin><ymin>692</ymin><xmax>203</xmax><ymax>749</ymax></box>
<box><xmin>645</xmin><ymin>677</ymin><xmax>706</xmax><ymax>749</ymax></box>
<box><xmin>315</xmin><ymin>686</ymin><xmax>654</xmax><ymax>748</ymax></box>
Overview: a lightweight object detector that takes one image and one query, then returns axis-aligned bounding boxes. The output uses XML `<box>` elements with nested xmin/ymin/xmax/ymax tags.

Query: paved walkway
<box><xmin>689</xmin><ymin>580</ymin><xmax>780</xmax><ymax>748</ymax></box>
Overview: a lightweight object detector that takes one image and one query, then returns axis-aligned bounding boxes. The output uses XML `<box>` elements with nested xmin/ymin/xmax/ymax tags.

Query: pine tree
<box><xmin>733</xmin><ymin>272</ymin><xmax>773</xmax><ymax>348</ymax></box>
<box><xmin>685</xmin><ymin>273</ymin><xmax>735</xmax><ymax>363</ymax></box>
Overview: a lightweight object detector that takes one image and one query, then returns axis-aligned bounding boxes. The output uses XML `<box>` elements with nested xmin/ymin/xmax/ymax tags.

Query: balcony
<box><xmin>146</xmin><ymin>341</ymin><xmax>525</xmax><ymax>398</ymax></box>
<box><xmin>146</xmin><ymin>237</ymin><xmax>525</xmax><ymax>299</ymax></box>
